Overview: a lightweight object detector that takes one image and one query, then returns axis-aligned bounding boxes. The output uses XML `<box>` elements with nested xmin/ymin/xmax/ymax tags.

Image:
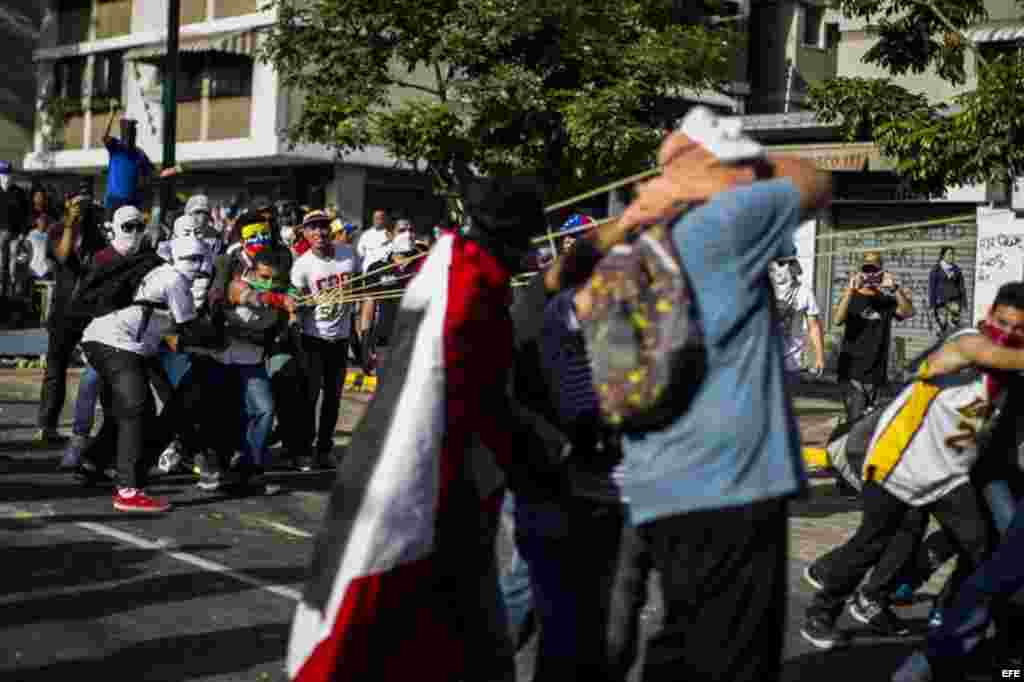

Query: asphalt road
<box><xmin>0</xmin><ymin>394</ymin><xmax>963</xmax><ymax>682</ymax></box>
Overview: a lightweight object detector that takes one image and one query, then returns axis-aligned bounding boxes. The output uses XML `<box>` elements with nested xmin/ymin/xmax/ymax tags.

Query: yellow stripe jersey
<box><xmin>863</xmin><ymin>330</ymin><xmax>995</xmax><ymax>506</ymax></box>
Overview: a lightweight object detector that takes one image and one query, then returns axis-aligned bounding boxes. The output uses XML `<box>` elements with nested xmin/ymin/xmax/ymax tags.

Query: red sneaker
<box><xmin>113</xmin><ymin>489</ymin><xmax>172</xmax><ymax>513</ymax></box>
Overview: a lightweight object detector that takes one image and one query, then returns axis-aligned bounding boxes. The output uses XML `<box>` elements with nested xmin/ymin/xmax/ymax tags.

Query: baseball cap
<box><xmin>113</xmin><ymin>205</ymin><xmax>145</xmax><ymax>229</ymax></box>
<box><xmin>677</xmin><ymin>106</ymin><xmax>764</xmax><ymax>163</ymax></box>
<box><xmin>302</xmin><ymin>210</ymin><xmax>331</xmax><ymax>229</ymax></box>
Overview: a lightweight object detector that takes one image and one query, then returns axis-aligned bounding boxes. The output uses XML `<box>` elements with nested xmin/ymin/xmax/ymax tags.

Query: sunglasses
<box><xmin>121</xmin><ymin>222</ymin><xmax>146</xmax><ymax>234</ymax></box>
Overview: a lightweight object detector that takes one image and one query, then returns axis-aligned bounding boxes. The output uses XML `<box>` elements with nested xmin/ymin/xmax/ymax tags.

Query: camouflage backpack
<box><xmin>577</xmin><ymin>224</ymin><xmax>706</xmax><ymax>431</ymax></box>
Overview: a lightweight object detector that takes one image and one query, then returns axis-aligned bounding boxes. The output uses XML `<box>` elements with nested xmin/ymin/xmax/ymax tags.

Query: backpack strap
<box><xmin>132</xmin><ymin>299</ymin><xmax>170</xmax><ymax>343</ymax></box>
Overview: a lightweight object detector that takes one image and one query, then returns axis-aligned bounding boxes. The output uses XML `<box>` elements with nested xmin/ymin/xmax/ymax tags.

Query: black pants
<box><xmin>601</xmin><ymin>498</ymin><xmax>789</xmax><ymax>682</ymax></box>
<box><xmin>160</xmin><ymin>355</ymin><xmax>222</xmax><ymax>459</ymax></box>
<box><xmin>38</xmin><ymin>319</ymin><xmax>85</xmax><ymax>430</ymax></box>
<box><xmin>81</xmin><ymin>342</ymin><xmax>171</xmax><ymax>490</ymax></box>
<box><xmin>841</xmin><ymin>379</ymin><xmax>881</xmax><ymax>424</ymax></box>
<box><xmin>269</xmin><ymin>353</ymin><xmax>311</xmax><ymax>459</ymax></box>
<box><xmin>809</xmin><ymin>481</ymin><xmax>990</xmax><ymax>618</ymax></box>
<box><xmin>301</xmin><ymin>335</ymin><xmax>349</xmax><ymax>454</ymax></box>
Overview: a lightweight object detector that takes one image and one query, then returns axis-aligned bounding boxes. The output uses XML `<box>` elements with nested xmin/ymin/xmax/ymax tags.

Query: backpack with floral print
<box><xmin>577</xmin><ymin>224</ymin><xmax>706</xmax><ymax>431</ymax></box>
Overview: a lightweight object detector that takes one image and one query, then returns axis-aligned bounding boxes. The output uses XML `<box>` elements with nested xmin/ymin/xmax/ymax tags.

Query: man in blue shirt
<box><xmin>541</xmin><ymin>110</ymin><xmax>832</xmax><ymax>680</ymax></box>
<box><xmin>102</xmin><ymin>114</ymin><xmax>153</xmax><ymax>214</ymax></box>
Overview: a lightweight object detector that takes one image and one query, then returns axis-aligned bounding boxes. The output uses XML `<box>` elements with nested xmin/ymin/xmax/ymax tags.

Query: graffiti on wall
<box><xmin>977</xmin><ymin>232</ymin><xmax>1024</xmax><ymax>283</ymax></box>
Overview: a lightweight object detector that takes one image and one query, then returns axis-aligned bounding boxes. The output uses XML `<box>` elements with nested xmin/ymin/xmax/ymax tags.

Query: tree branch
<box><xmin>388</xmin><ymin>78</ymin><xmax>443</xmax><ymax>98</ymax></box>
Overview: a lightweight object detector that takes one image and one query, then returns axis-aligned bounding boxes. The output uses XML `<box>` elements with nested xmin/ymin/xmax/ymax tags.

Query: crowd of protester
<box><xmin>2</xmin><ymin>105</ymin><xmax>1023</xmax><ymax>682</ymax></box>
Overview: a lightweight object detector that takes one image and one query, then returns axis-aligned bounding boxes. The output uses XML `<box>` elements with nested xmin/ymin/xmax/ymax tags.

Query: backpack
<box><xmin>69</xmin><ymin>250</ymin><xmax>167</xmax><ymax>325</ymax></box>
<box><xmin>577</xmin><ymin>224</ymin><xmax>706</xmax><ymax>432</ymax></box>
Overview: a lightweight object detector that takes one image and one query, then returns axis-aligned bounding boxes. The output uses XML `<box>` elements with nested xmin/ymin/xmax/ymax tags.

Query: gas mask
<box><xmin>171</xmin><ymin>236</ymin><xmax>207</xmax><ymax>281</ymax></box>
<box><xmin>241</xmin><ymin>222</ymin><xmax>271</xmax><ymax>257</ymax></box>
<box><xmin>111</xmin><ymin>206</ymin><xmax>146</xmax><ymax>256</ymax></box>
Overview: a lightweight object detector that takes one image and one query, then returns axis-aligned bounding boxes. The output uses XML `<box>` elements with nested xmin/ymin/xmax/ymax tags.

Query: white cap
<box><xmin>171</xmin><ymin>235</ymin><xmax>206</xmax><ymax>261</ymax></box>
<box><xmin>112</xmin><ymin>205</ymin><xmax>144</xmax><ymax>229</ymax></box>
<box><xmin>185</xmin><ymin>194</ymin><xmax>211</xmax><ymax>215</ymax></box>
<box><xmin>678</xmin><ymin>106</ymin><xmax>763</xmax><ymax>163</ymax></box>
<box><xmin>173</xmin><ymin>213</ymin><xmax>199</xmax><ymax>237</ymax></box>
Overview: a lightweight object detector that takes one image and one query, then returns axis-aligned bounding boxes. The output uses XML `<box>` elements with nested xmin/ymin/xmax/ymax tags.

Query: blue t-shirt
<box><xmin>104</xmin><ymin>138</ymin><xmax>153</xmax><ymax>205</ymax></box>
<box><xmin>620</xmin><ymin>178</ymin><xmax>808</xmax><ymax>524</ymax></box>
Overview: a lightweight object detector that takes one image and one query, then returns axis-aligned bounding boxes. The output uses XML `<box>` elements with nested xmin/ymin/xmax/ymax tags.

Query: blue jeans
<box><xmin>512</xmin><ymin>493</ymin><xmax>629</xmax><ymax>682</ymax></box>
<box><xmin>499</xmin><ymin>495</ymin><xmax>534</xmax><ymax>647</ymax></box>
<box><xmin>927</xmin><ymin>492</ymin><xmax>1023</xmax><ymax>661</ymax></box>
<box><xmin>72</xmin><ymin>365</ymin><xmax>100</xmax><ymax>438</ymax></box>
<box><xmin>235</xmin><ymin>363</ymin><xmax>274</xmax><ymax>468</ymax></box>
<box><xmin>160</xmin><ymin>350</ymin><xmax>193</xmax><ymax>389</ymax></box>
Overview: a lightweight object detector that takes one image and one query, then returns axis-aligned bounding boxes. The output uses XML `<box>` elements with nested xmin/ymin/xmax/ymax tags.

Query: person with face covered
<box><xmin>799</xmin><ymin>287</ymin><xmax>1024</xmax><ymax>650</ymax></box>
<box><xmin>290</xmin><ymin>210</ymin><xmax>360</xmax><ymax>471</ymax></box>
<box><xmin>835</xmin><ymin>252</ymin><xmax>915</xmax><ymax>423</ymax></box>
<box><xmin>771</xmin><ymin>255</ymin><xmax>825</xmax><ymax>379</ymax></box>
<box><xmin>75</xmin><ymin>227</ymin><xmax>209</xmax><ymax>513</ymax></box>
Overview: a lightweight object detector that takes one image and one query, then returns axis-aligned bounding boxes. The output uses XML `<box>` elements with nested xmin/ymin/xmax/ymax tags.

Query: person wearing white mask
<box><xmin>770</xmin><ymin>254</ymin><xmax>825</xmax><ymax>379</ymax></box>
<box><xmin>77</xmin><ymin>232</ymin><xmax>214</xmax><ymax>513</ymax></box>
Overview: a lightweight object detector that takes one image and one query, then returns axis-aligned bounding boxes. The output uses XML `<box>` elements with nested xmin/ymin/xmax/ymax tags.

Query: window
<box><xmin>214</xmin><ymin>0</ymin><xmax>261</xmax><ymax>20</ymax></box>
<box><xmin>95</xmin><ymin>0</ymin><xmax>132</xmax><ymax>39</ymax></box>
<box><xmin>802</xmin><ymin>3</ymin><xmax>824</xmax><ymax>48</ymax></box>
<box><xmin>176</xmin><ymin>55</ymin><xmax>205</xmax><ymax>102</ymax></box>
<box><xmin>54</xmin><ymin>57</ymin><xmax>87</xmax><ymax>101</ymax></box>
<box><xmin>58</xmin><ymin>0</ymin><xmax>92</xmax><ymax>45</ymax></box>
<box><xmin>93</xmin><ymin>52</ymin><xmax>124</xmax><ymax>104</ymax></box>
<box><xmin>207</xmin><ymin>55</ymin><xmax>253</xmax><ymax>98</ymax></box>
<box><xmin>181</xmin><ymin>0</ymin><xmax>208</xmax><ymax>25</ymax></box>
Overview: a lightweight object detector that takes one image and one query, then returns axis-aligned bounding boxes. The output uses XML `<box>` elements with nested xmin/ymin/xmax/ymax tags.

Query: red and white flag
<box><xmin>287</xmin><ymin>233</ymin><xmax>515</xmax><ymax>681</ymax></box>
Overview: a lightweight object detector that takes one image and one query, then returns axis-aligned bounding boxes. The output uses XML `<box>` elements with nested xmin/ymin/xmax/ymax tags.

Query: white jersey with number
<box><xmin>863</xmin><ymin>330</ymin><xmax>994</xmax><ymax>506</ymax></box>
<box><xmin>291</xmin><ymin>246</ymin><xmax>358</xmax><ymax>340</ymax></box>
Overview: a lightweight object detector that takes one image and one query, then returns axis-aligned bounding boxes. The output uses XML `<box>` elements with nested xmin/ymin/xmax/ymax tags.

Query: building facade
<box><xmin>25</xmin><ymin>0</ymin><xmax>444</xmax><ymax>228</ymax></box>
<box><xmin>0</xmin><ymin>3</ymin><xmax>43</xmax><ymax>175</ymax></box>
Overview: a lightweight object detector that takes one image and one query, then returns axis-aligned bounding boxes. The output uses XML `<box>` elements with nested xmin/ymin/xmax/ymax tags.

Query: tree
<box><xmin>260</xmin><ymin>0</ymin><xmax>737</xmax><ymax>208</ymax></box>
<box><xmin>807</xmin><ymin>0</ymin><xmax>1024</xmax><ymax>197</ymax></box>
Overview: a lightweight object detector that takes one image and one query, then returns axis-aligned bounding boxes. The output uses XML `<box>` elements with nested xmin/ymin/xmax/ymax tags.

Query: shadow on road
<box><xmin>3</xmin><ymin>622</ymin><xmax>291</xmax><ymax>681</ymax></box>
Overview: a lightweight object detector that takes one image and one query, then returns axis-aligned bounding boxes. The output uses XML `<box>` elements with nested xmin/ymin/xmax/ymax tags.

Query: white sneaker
<box><xmin>892</xmin><ymin>651</ymin><xmax>932</xmax><ymax>682</ymax></box>
<box><xmin>157</xmin><ymin>441</ymin><xmax>183</xmax><ymax>474</ymax></box>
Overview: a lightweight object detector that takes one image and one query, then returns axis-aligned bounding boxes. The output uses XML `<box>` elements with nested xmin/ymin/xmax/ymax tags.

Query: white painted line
<box><xmin>241</xmin><ymin>515</ymin><xmax>315</xmax><ymax>539</ymax></box>
<box><xmin>75</xmin><ymin>521</ymin><xmax>302</xmax><ymax>602</ymax></box>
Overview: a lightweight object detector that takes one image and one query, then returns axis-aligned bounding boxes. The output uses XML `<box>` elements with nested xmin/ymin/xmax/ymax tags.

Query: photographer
<box><xmin>834</xmin><ymin>251</ymin><xmax>914</xmax><ymax>423</ymax></box>
<box><xmin>36</xmin><ymin>191</ymin><xmax>111</xmax><ymax>444</ymax></box>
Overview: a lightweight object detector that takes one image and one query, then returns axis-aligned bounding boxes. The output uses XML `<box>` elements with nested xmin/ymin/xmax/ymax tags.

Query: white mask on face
<box><xmin>111</xmin><ymin>224</ymin><xmax>144</xmax><ymax>256</ymax></box>
<box><xmin>770</xmin><ymin>261</ymin><xmax>794</xmax><ymax>289</ymax></box>
<box><xmin>171</xmin><ymin>236</ymin><xmax>206</xmax><ymax>281</ymax></box>
<box><xmin>0</xmin><ymin>174</ymin><xmax>10</xmax><ymax>192</ymax></box>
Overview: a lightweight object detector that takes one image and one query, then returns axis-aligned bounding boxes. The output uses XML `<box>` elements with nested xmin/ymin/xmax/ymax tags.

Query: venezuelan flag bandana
<box><xmin>242</xmin><ymin>222</ymin><xmax>271</xmax><ymax>256</ymax></box>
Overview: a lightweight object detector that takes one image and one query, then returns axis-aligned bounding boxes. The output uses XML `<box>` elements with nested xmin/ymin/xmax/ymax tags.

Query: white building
<box><xmin>24</xmin><ymin>0</ymin><xmax>444</xmax><ymax>227</ymax></box>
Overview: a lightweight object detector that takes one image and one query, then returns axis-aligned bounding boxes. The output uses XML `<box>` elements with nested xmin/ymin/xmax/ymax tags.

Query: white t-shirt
<box><xmin>292</xmin><ymin>246</ymin><xmax>358</xmax><ymax>340</ymax></box>
<box><xmin>356</xmin><ymin>227</ymin><xmax>391</xmax><ymax>273</ymax></box>
<box><xmin>82</xmin><ymin>263</ymin><xmax>197</xmax><ymax>356</ymax></box>
<box><xmin>774</xmin><ymin>282</ymin><xmax>819</xmax><ymax>372</ymax></box>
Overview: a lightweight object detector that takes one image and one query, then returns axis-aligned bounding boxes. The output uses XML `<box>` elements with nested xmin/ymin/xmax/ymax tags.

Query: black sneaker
<box><xmin>848</xmin><ymin>592</ymin><xmax>911</xmax><ymax>636</ymax></box>
<box><xmin>296</xmin><ymin>455</ymin><xmax>314</xmax><ymax>472</ymax></box>
<box><xmin>74</xmin><ymin>460</ymin><xmax>115</xmax><ymax>487</ymax></box>
<box><xmin>316</xmin><ymin>449</ymin><xmax>336</xmax><ymax>470</ymax></box>
<box><xmin>803</xmin><ymin>564</ymin><xmax>826</xmax><ymax>591</ymax></box>
<box><xmin>800</xmin><ymin>613</ymin><xmax>849</xmax><ymax>650</ymax></box>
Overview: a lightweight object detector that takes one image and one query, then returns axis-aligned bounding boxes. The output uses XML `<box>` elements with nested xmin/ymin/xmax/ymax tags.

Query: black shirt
<box><xmin>838</xmin><ymin>290</ymin><xmax>899</xmax><ymax>385</ymax></box>
<box><xmin>0</xmin><ymin>185</ymin><xmax>28</xmax><ymax>234</ymax></box>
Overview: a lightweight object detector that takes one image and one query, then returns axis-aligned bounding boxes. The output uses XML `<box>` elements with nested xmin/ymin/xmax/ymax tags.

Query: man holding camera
<box><xmin>835</xmin><ymin>251</ymin><xmax>914</xmax><ymax>424</ymax></box>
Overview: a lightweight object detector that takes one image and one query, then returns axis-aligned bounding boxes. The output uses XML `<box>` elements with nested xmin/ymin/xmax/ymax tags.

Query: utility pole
<box><xmin>159</xmin><ymin>0</ymin><xmax>181</xmax><ymax>226</ymax></box>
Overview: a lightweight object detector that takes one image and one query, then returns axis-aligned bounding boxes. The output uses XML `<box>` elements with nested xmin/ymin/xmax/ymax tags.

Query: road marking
<box><xmin>75</xmin><ymin>522</ymin><xmax>302</xmax><ymax>602</ymax></box>
<box><xmin>240</xmin><ymin>514</ymin><xmax>315</xmax><ymax>539</ymax></box>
